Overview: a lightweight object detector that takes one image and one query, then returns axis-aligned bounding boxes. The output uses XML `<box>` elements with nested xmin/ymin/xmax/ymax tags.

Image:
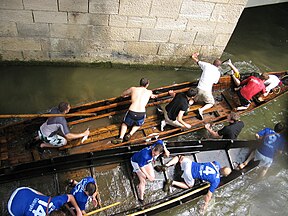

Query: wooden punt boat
<box><xmin>0</xmin><ymin>139</ymin><xmax>263</xmax><ymax>215</ymax></box>
<box><xmin>0</xmin><ymin>71</ymin><xmax>287</xmax><ymax>169</ymax></box>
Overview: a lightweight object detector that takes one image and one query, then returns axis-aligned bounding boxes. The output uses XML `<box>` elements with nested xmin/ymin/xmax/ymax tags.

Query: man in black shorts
<box><xmin>204</xmin><ymin>111</ymin><xmax>244</xmax><ymax>139</ymax></box>
<box><xmin>112</xmin><ymin>78</ymin><xmax>157</xmax><ymax>144</ymax></box>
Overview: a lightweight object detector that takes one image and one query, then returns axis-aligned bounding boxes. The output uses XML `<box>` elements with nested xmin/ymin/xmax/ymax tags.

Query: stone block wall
<box><xmin>0</xmin><ymin>0</ymin><xmax>248</xmax><ymax>66</ymax></box>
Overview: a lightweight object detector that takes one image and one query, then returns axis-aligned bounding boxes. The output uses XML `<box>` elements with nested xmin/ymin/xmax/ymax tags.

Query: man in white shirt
<box><xmin>191</xmin><ymin>53</ymin><xmax>222</xmax><ymax>120</ymax></box>
<box><xmin>262</xmin><ymin>73</ymin><xmax>280</xmax><ymax>97</ymax></box>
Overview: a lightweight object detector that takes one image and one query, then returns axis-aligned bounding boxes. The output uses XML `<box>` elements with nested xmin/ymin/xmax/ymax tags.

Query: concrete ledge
<box><xmin>0</xmin><ymin>50</ymin><xmax>23</xmax><ymax>60</ymax></box>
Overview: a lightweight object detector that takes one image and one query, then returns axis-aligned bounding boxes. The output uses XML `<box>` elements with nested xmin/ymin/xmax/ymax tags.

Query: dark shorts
<box><xmin>123</xmin><ymin>110</ymin><xmax>146</xmax><ymax>126</ymax></box>
<box><xmin>237</xmin><ymin>90</ymin><xmax>250</xmax><ymax>106</ymax></box>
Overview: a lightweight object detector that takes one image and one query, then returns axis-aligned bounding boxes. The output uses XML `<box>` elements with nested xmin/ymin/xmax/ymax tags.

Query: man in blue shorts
<box><xmin>131</xmin><ymin>140</ymin><xmax>170</xmax><ymax>203</ymax></box>
<box><xmin>162</xmin><ymin>155</ymin><xmax>231</xmax><ymax>213</ymax></box>
<box><xmin>7</xmin><ymin>187</ymin><xmax>82</xmax><ymax>216</ymax></box>
<box><xmin>69</xmin><ymin>176</ymin><xmax>98</xmax><ymax>214</ymax></box>
<box><xmin>35</xmin><ymin>102</ymin><xmax>90</xmax><ymax>149</ymax></box>
<box><xmin>238</xmin><ymin>122</ymin><xmax>285</xmax><ymax>177</ymax></box>
<box><xmin>112</xmin><ymin>78</ymin><xmax>157</xmax><ymax>144</ymax></box>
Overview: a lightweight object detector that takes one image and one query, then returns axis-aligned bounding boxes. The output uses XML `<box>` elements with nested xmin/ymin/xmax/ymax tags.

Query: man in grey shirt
<box><xmin>37</xmin><ymin>102</ymin><xmax>89</xmax><ymax>149</ymax></box>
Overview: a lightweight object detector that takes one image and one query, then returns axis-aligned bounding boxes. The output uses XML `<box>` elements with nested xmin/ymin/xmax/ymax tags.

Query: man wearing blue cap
<box><xmin>131</xmin><ymin>140</ymin><xmax>170</xmax><ymax>204</ymax></box>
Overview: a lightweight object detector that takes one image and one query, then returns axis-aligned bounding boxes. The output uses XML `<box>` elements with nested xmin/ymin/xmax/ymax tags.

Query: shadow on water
<box><xmin>0</xmin><ymin>65</ymin><xmax>199</xmax><ymax>114</ymax></box>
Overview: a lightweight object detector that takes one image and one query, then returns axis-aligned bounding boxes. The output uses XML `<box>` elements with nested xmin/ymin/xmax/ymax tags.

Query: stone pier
<box><xmin>0</xmin><ymin>0</ymin><xmax>248</xmax><ymax>66</ymax></box>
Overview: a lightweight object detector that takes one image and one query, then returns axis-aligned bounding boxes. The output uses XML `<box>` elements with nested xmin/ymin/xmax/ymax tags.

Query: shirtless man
<box><xmin>112</xmin><ymin>78</ymin><xmax>157</xmax><ymax>144</ymax></box>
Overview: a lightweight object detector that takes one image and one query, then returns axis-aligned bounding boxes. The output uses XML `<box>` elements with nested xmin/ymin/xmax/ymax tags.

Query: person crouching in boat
<box><xmin>238</xmin><ymin>122</ymin><xmax>285</xmax><ymax>178</ymax></box>
<box><xmin>160</xmin><ymin>88</ymin><xmax>196</xmax><ymax>131</ymax></box>
<box><xmin>204</xmin><ymin>111</ymin><xmax>244</xmax><ymax>139</ymax></box>
<box><xmin>69</xmin><ymin>176</ymin><xmax>99</xmax><ymax>214</ymax></box>
<box><xmin>225</xmin><ymin>60</ymin><xmax>267</xmax><ymax>111</ymax></box>
<box><xmin>7</xmin><ymin>187</ymin><xmax>82</xmax><ymax>216</ymax></box>
<box><xmin>112</xmin><ymin>78</ymin><xmax>158</xmax><ymax>144</ymax></box>
<box><xmin>161</xmin><ymin>155</ymin><xmax>231</xmax><ymax>213</ymax></box>
<box><xmin>131</xmin><ymin>140</ymin><xmax>170</xmax><ymax>204</ymax></box>
<box><xmin>35</xmin><ymin>102</ymin><xmax>90</xmax><ymax>150</ymax></box>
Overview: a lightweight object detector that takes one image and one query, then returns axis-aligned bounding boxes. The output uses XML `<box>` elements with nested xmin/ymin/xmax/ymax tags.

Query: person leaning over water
<box><xmin>131</xmin><ymin>139</ymin><xmax>170</xmax><ymax>204</ymax></box>
<box><xmin>69</xmin><ymin>176</ymin><xmax>98</xmax><ymax>214</ymax></box>
<box><xmin>160</xmin><ymin>88</ymin><xmax>196</xmax><ymax>131</ymax></box>
<box><xmin>160</xmin><ymin>155</ymin><xmax>231</xmax><ymax>213</ymax></box>
<box><xmin>238</xmin><ymin>122</ymin><xmax>286</xmax><ymax>177</ymax></box>
<box><xmin>35</xmin><ymin>102</ymin><xmax>90</xmax><ymax>150</ymax></box>
<box><xmin>7</xmin><ymin>187</ymin><xmax>82</xmax><ymax>216</ymax></box>
<box><xmin>112</xmin><ymin>78</ymin><xmax>157</xmax><ymax>144</ymax></box>
<box><xmin>205</xmin><ymin>111</ymin><xmax>244</xmax><ymax>139</ymax></box>
<box><xmin>225</xmin><ymin>60</ymin><xmax>267</xmax><ymax>111</ymax></box>
<box><xmin>191</xmin><ymin>52</ymin><xmax>222</xmax><ymax>120</ymax></box>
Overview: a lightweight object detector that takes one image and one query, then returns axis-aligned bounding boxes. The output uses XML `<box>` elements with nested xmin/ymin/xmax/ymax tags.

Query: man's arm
<box><xmin>201</xmin><ymin>190</ymin><xmax>213</xmax><ymax>213</ymax></box>
<box><xmin>66</xmin><ymin>129</ymin><xmax>90</xmax><ymax>140</ymax></box>
<box><xmin>150</xmin><ymin>90</ymin><xmax>158</xmax><ymax>99</ymax></box>
<box><xmin>121</xmin><ymin>87</ymin><xmax>133</xmax><ymax>97</ymax></box>
<box><xmin>163</xmin><ymin>144</ymin><xmax>170</xmax><ymax>158</ymax></box>
<box><xmin>168</xmin><ymin>90</ymin><xmax>176</xmax><ymax>98</ymax></box>
<box><xmin>176</xmin><ymin>110</ymin><xmax>191</xmax><ymax>129</ymax></box>
<box><xmin>204</xmin><ymin>124</ymin><xmax>221</xmax><ymax>138</ymax></box>
<box><xmin>67</xmin><ymin>194</ymin><xmax>83</xmax><ymax>216</ymax></box>
<box><xmin>191</xmin><ymin>52</ymin><xmax>199</xmax><ymax>64</ymax></box>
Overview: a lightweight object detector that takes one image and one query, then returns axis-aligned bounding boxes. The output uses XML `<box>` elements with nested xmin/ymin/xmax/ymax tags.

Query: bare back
<box><xmin>128</xmin><ymin>87</ymin><xmax>153</xmax><ymax>112</ymax></box>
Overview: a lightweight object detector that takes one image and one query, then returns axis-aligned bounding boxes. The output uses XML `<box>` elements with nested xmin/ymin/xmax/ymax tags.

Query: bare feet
<box><xmin>238</xmin><ymin>162</ymin><xmax>247</xmax><ymax>170</ymax></box>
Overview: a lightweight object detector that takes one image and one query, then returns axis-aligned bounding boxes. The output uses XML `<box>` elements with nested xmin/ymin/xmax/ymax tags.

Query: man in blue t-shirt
<box><xmin>238</xmin><ymin>122</ymin><xmax>286</xmax><ymax>177</ymax></box>
<box><xmin>162</xmin><ymin>155</ymin><xmax>231</xmax><ymax>213</ymax></box>
<box><xmin>131</xmin><ymin>140</ymin><xmax>170</xmax><ymax>203</ymax></box>
<box><xmin>69</xmin><ymin>176</ymin><xmax>98</xmax><ymax>214</ymax></box>
<box><xmin>7</xmin><ymin>187</ymin><xmax>82</xmax><ymax>216</ymax></box>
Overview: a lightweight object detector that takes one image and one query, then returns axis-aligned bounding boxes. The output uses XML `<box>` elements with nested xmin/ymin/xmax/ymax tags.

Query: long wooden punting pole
<box><xmin>0</xmin><ymin>113</ymin><xmax>96</xmax><ymax>118</ymax></box>
<box><xmin>84</xmin><ymin>202</ymin><xmax>121</xmax><ymax>215</ymax></box>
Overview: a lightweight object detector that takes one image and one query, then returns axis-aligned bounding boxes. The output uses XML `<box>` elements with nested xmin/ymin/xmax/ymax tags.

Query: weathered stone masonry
<box><xmin>0</xmin><ymin>0</ymin><xmax>248</xmax><ymax>66</ymax></box>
